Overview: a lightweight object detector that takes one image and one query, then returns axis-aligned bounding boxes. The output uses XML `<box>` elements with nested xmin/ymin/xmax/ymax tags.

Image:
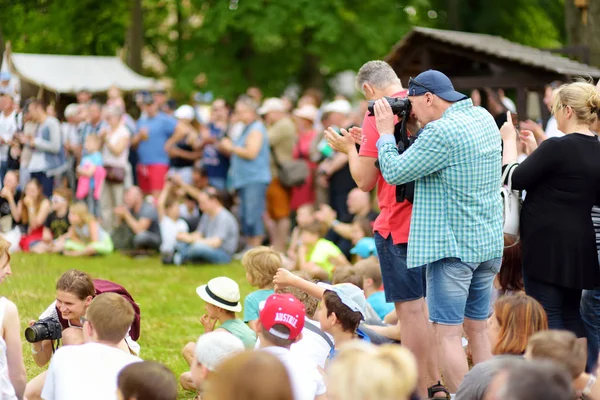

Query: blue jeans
<box><xmin>176</xmin><ymin>242</ymin><xmax>231</xmax><ymax>265</ymax></box>
<box><xmin>427</xmin><ymin>257</ymin><xmax>501</xmax><ymax>325</ymax></box>
<box><xmin>581</xmin><ymin>253</ymin><xmax>600</xmax><ymax>372</ymax></box>
<box><xmin>237</xmin><ymin>183</ymin><xmax>268</xmax><ymax>237</ymax></box>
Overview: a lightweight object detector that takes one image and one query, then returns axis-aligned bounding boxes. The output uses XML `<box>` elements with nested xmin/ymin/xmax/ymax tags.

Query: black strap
<box><xmin>205</xmin><ymin>286</ymin><xmax>240</xmax><ymax>308</ymax></box>
<box><xmin>303</xmin><ymin>320</ymin><xmax>334</xmax><ymax>349</ymax></box>
<box><xmin>269</xmin><ymin>145</ymin><xmax>283</xmax><ymax>170</ymax></box>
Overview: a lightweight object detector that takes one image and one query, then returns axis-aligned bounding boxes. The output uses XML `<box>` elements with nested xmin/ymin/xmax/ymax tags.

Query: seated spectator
<box><xmin>241</xmin><ymin>247</ymin><xmax>279</xmax><ymax>331</ymax></box>
<box><xmin>63</xmin><ymin>202</ymin><xmax>113</xmax><ymax>257</ymax></box>
<box><xmin>256</xmin><ymin>293</ymin><xmax>327</xmax><ymax>400</ymax></box>
<box><xmin>118</xmin><ymin>361</ymin><xmax>178</xmax><ymax>400</ymax></box>
<box><xmin>455</xmin><ymin>294</ymin><xmax>548</xmax><ymax>400</ymax></box>
<box><xmin>0</xmin><ymin>171</ymin><xmax>22</xmax><ymax>252</ymax></box>
<box><xmin>485</xmin><ymin>360</ymin><xmax>574</xmax><ymax>400</ymax></box>
<box><xmin>525</xmin><ymin>330</ymin><xmax>595</xmax><ymax>397</ymax></box>
<box><xmin>179</xmin><ymin>193</ymin><xmax>201</xmax><ymax>231</ymax></box>
<box><xmin>327</xmin><ymin>342</ymin><xmax>418</xmax><ymax>400</ymax></box>
<box><xmin>273</xmin><ymin>268</ymin><xmax>369</xmax><ymax>361</ymax></box>
<box><xmin>75</xmin><ymin>134</ymin><xmax>104</xmax><ymax>217</ymax></box>
<box><xmin>284</xmin><ymin>204</ymin><xmax>316</xmax><ymax>267</ymax></box>
<box><xmin>271</xmin><ymin>271</ymin><xmax>334</xmax><ymax>369</ymax></box>
<box><xmin>206</xmin><ymin>350</ymin><xmax>293</xmax><ymax>400</ymax></box>
<box><xmin>296</xmin><ymin>221</ymin><xmax>347</xmax><ymax>281</ymax></box>
<box><xmin>356</xmin><ymin>258</ymin><xmax>394</xmax><ymax>321</ymax></box>
<box><xmin>41</xmin><ymin>293</ymin><xmax>142</xmax><ymax>400</ymax></box>
<box><xmin>173</xmin><ymin>187</ymin><xmax>238</xmax><ymax>265</ymax></box>
<box><xmin>16</xmin><ymin>179</ymin><xmax>50</xmax><ymax>252</ymax></box>
<box><xmin>112</xmin><ymin>186</ymin><xmax>161</xmax><ymax>254</ymax></box>
<box><xmin>31</xmin><ymin>187</ymin><xmax>72</xmax><ymax>254</ymax></box>
<box><xmin>180</xmin><ymin>331</ymin><xmax>245</xmax><ymax>394</ymax></box>
<box><xmin>0</xmin><ymin>236</ymin><xmax>27</xmax><ymax>399</ymax></box>
<box><xmin>24</xmin><ymin>269</ymin><xmax>141</xmax><ymax>399</ymax></box>
<box><xmin>157</xmin><ymin>181</ymin><xmax>189</xmax><ymax>264</ymax></box>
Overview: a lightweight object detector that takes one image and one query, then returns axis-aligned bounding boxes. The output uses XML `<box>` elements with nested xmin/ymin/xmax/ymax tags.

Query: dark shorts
<box><xmin>374</xmin><ymin>232</ymin><xmax>426</xmax><ymax>303</ymax></box>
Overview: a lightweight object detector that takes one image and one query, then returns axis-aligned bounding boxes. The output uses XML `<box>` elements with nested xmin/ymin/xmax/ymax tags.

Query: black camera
<box><xmin>25</xmin><ymin>317</ymin><xmax>63</xmax><ymax>343</ymax></box>
<box><xmin>367</xmin><ymin>96</ymin><xmax>411</xmax><ymax>116</ymax></box>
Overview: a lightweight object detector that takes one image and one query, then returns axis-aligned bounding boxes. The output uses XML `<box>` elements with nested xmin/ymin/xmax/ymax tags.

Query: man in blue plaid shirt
<box><xmin>373</xmin><ymin>70</ymin><xmax>503</xmax><ymax>392</ymax></box>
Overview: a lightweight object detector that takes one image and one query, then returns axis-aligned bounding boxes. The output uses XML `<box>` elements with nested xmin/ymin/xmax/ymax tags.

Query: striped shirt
<box><xmin>593</xmin><ymin>206</ymin><xmax>600</xmax><ymax>250</ymax></box>
<box><xmin>376</xmin><ymin>99</ymin><xmax>503</xmax><ymax>268</ymax></box>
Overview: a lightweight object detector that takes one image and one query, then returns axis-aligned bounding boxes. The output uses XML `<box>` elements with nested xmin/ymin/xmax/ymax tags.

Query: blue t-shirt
<box><xmin>367</xmin><ymin>291</ymin><xmax>394</xmax><ymax>320</ymax></box>
<box><xmin>243</xmin><ymin>289</ymin><xmax>274</xmax><ymax>322</ymax></box>
<box><xmin>328</xmin><ymin>327</ymin><xmax>371</xmax><ymax>360</ymax></box>
<box><xmin>202</xmin><ymin>123</ymin><xmax>230</xmax><ymax>180</ymax></box>
<box><xmin>136</xmin><ymin>112</ymin><xmax>177</xmax><ymax>165</ymax></box>
<box><xmin>79</xmin><ymin>151</ymin><xmax>103</xmax><ymax>189</ymax></box>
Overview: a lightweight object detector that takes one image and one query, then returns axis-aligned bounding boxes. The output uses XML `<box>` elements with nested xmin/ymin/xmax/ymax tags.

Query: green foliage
<box><xmin>8</xmin><ymin>252</ymin><xmax>252</xmax><ymax>399</ymax></box>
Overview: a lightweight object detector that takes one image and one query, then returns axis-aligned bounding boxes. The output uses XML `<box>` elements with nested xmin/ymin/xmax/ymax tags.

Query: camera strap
<box><xmin>393</xmin><ymin>110</ymin><xmax>415</xmax><ymax>204</ymax></box>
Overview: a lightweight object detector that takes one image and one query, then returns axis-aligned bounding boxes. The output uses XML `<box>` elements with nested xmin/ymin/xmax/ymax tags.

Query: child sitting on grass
<box><xmin>242</xmin><ymin>246</ymin><xmax>280</xmax><ymax>331</ymax></box>
<box><xmin>274</xmin><ymin>268</ymin><xmax>369</xmax><ymax>361</ymax></box>
<box><xmin>63</xmin><ymin>202</ymin><xmax>114</xmax><ymax>256</ymax></box>
<box><xmin>157</xmin><ymin>180</ymin><xmax>189</xmax><ymax>264</ymax></box>
<box><xmin>118</xmin><ymin>361</ymin><xmax>178</xmax><ymax>400</ymax></box>
<box><xmin>296</xmin><ymin>221</ymin><xmax>348</xmax><ymax>281</ymax></box>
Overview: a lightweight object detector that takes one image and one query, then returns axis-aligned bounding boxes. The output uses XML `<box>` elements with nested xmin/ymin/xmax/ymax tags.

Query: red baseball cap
<box><xmin>259</xmin><ymin>294</ymin><xmax>306</xmax><ymax>340</ymax></box>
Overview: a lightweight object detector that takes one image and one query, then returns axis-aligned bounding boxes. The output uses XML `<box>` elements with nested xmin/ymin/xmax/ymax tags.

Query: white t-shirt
<box><xmin>41</xmin><ymin>342</ymin><xmax>141</xmax><ymax>400</ymax></box>
<box><xmin>0</xmin><ymin>110</ymin><xmax>17</xmax><ymax>162</ymax></box>
<box><xmin>159</xmin><ymin>216</ymin><xmax>188</xmax><ymax>254</ymax></box>
<box><xmin>261</xmin><ymin>346</ymin><xmax>326</xmax><ymax>400</ymax></box>
<box><xmin>102</xmin><ymin>124</ymin><xmax>131</xmax><ymax>168</ymax></box>
<box><xmin>255</xmin><ymin>318</ymin><xmax>333</xmax><ymax>369</ymax></box>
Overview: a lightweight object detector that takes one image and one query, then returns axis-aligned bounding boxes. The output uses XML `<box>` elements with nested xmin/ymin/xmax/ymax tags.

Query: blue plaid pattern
<box><xmin>376</xmin><ymin>99</ymin><xmax>503</xmax><ymax>268</ymax></box>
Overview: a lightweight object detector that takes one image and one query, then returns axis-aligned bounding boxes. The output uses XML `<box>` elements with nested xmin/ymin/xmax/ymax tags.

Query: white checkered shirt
<box><xmin>376</xmin><ymin>99</ymin><xmax>503</xmax><ymax>268</ymax></box>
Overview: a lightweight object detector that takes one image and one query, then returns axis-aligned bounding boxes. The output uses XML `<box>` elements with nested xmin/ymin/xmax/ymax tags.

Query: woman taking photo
<box><xmin>63</xmin><ymin>202</ymin><xmax>114</xmax><ymax>257</ymax></box>
<box><xmin>100</xmin><ymin>105</ymin><xmax>130</xmax><ymax>232</ymax></box>
<box><xmin>501</xmin><ymin>81</ymin><xmax>600</xmax><ymax>336</ymax></box>
<box><xmin>16</xmin><ymin>179</ymin><xmax>50</xmax><ymax>252</ymax></box>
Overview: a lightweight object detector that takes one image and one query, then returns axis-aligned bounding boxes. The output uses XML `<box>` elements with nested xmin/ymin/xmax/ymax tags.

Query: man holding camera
<box><xmin>325</xmin><ymin>60</ymin><xmax>443</xmax><ymax>398</ymax></box>
<box><xmin>373</xmin><ymin>70</ymin><xmax>503</xmax><ymax>392</ymax></box>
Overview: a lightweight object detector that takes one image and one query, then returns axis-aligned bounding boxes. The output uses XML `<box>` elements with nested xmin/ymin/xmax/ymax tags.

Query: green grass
<box><xmin>5</xmin><ymin>253</ymin><xmax>252</xmax><ymax>399</ymax></box>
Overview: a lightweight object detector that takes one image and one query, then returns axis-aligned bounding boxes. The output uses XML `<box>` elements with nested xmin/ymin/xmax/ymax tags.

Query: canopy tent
<box><xmin>2</xmin><ymin>51</ymin><xmax>161</xmax><ymax>95</ymax></box>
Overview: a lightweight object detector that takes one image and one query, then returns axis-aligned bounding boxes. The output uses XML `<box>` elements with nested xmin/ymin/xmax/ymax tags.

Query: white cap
<box><xmin>196</xmin><ymin>277</ymin><xmax>242</xmax><ymax>313</ymax></box>
<box><xmin>257</xmin><ymin>98</ymin><xmax>286</xmax><ymax>115</ymax></box>
<box><xmin>174</xmin><ymin>104</ymin><xmax>196</xmax><ymax>120</ymax></box>
<box><xmin>195</xmin><ymin>331</ymin><xmax>245</xmax><ymax>371</ymax></box>
<box><xmin>323</xmin><ymin>99</ymin><xmax>352</xmax><ymax>115</ymax></box>
<box><xmin>293</xmin><ymin>104</ymin><xmax>319</xmax><ymax>122</ymax></box>
<box><xmin>64</xmin><ymin>104</ymin><xmax>79</xmax><ymax>118</ymax></box>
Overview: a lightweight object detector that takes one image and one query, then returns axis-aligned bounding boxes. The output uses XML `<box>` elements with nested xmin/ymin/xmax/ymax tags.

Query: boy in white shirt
<box><xmin>41</xmin><ymin>293</ymin><xmax>141</xmax><ymax>400</ymax></box>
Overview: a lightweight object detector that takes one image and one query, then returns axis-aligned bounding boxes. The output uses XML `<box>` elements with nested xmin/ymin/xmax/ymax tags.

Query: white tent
<box><xmin>3</xmin><ymin>51</ymin><xmax>161</xmax><ymax>94</ymax></box>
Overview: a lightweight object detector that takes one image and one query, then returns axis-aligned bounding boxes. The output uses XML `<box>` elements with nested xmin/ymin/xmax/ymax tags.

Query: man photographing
<box><xmin>373</xmin><ymin>69</ymin><xmax>503</xmax><ymax>392</ymax></box>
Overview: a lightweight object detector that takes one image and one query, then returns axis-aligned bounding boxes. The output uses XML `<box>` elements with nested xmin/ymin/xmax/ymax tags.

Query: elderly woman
<box><xmin>218</xmin><ymin>96</ymin><xmax>271</xmax><ymax>252</ymax></box>
<box><xmin>100</xmin><ymin>105</ymin><xmax>131</xmax><ymax>232</ymax></box>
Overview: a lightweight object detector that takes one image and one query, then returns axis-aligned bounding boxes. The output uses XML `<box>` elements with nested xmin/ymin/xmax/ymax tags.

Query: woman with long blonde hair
<box><xmin>63</xmin><ymin>202</ymin><xmax>113</xmax><ymax>256</ymax></box>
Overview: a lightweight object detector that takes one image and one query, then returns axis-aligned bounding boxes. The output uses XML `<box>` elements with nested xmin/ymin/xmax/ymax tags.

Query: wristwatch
<box><xmin>331</xmin><ymin>219</ymin><xmax>340</xmax><ymax>227</ymax></box>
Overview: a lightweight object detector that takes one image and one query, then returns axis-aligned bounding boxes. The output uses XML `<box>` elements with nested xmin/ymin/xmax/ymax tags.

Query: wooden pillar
<box><xmin>516</xmin><ymin>87</ymin><xmax>527</xmax><ymax>120</ymax></box>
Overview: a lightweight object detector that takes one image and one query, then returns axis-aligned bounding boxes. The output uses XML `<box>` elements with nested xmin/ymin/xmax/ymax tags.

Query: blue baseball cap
<box><xmin>408</xmin><ymin>70</ymin><xmax>467</xmax><ymax>102</ymax></box>
<box><xmin>318</xmin><ymin>282</ymin><xmax>366</xmax><ymax>319</ymax></box>
<box><xmin>350</xmin><ymin>237</ymin><xmax>377</xmax><ymax>259</ymax></box>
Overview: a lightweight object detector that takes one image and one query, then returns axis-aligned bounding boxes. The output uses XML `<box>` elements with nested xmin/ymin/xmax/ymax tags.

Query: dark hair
<box><xmin>499</xmin><ymin>234</ymin><xmax>524</xmax><ymax>293</ymax></box>
<box><xmin>260</xmin><ymin>323</ymin><xmax>295</xmax><ymax>348</ymax></box>
<box><xmin>324</xmin><ymin>291</ymin><xmax>362</xmax><ymax>333</ymax></box>
<box><xmin>56</xmin><ymin>269</ymin><xmax>95</xmax><ymax>300</ymax></box>
<box><xmin>118</xmin><ymin>361</ymin><xmax>178</xmax><ymax>400</ymax></box>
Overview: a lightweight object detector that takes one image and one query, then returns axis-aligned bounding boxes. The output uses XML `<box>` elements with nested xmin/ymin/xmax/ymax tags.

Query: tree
<box><xmin>127</xmin><ymin>0</ymin><xmax>144</xmax><ymax>73</ymax></box>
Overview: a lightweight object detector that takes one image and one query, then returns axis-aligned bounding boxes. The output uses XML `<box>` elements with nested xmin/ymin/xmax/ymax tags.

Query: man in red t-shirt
<box><xmin>324</xmin><ymin>61</ymin><xmax>446</xmax><ymax>398</ymax></box>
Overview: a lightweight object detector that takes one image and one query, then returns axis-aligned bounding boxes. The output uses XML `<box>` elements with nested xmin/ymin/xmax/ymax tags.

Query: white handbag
<box><xmin>501</xmin><ymin>164</ymin><xmax>520</xmax><ymax>236</ymax></box>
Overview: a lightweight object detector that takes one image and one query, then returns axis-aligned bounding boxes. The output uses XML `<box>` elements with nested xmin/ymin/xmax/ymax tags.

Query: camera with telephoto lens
<box><xmin>24</xmin><ymin>317</ymin><xmax>62</xmax><ymax>343</ymax></box>
<box><xmin>367</xmin><ymin>96</ymin><xmax>411</xmax><ymax>116</ymax></box>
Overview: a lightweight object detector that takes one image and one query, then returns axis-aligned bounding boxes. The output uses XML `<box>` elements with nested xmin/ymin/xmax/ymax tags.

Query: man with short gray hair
<box><xmin>324</xmin><ymin>60</ymin><xmax>444</xmax><ymax>398</ymax></box>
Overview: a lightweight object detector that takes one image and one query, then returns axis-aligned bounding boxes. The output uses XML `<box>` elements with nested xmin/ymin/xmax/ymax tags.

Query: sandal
<box><xmin>428</xmin><ymin>381</ymin><xmax>451</xmax><ymax>399</ymax></box>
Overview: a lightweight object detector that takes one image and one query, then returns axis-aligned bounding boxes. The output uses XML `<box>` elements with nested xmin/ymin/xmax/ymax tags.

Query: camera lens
<box><xmin>24</xmin><ymin>326</ymin><xmax>38</xmax><ymax>343</ymax></box>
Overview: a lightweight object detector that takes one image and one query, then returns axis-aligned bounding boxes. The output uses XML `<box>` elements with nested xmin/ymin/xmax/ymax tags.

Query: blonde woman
<box><xmin>327</xmin><ymin>342</ymin><xmax>418</xmax><ymax>400</ymax></box>
<box><xmin>63</xmin><ymin>202</ymin><xmax>113</xmax><ymax>256</ymax></box>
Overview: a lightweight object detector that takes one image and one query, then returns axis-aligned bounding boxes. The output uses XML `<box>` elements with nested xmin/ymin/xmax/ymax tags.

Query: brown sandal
<box><xmin>428</xmin><ymin>381</ymin><xmax>451</xmax><ymax>399</ymax></box>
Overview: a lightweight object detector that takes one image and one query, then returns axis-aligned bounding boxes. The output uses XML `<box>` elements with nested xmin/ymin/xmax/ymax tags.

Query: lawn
<box><xmin>5</xmin><ymin>252</ymin><xmax>251</xmax><ymax>399</ymax></box>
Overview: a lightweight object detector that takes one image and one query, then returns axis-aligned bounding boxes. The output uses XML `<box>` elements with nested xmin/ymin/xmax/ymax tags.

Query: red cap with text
<box><xmin>259</xmin><ymin>293</ymin><xmax>306</xmax><ymax>340</ymax></box>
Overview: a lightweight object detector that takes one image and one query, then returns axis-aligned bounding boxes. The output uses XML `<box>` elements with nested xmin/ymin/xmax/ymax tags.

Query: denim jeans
<box><xmin>237</xmin><ymin>183</ymin><xmax>268</xmax><ymax>237</ymax></box>
<box><xmin>176</xmin><ymin>241</ymin><xmax>231</xmax><ymax>265</ymax></box>
<box><xmin>581</xmin><ymin>253</ymin><xmax>600</xmax><ymax>372</ymax></box>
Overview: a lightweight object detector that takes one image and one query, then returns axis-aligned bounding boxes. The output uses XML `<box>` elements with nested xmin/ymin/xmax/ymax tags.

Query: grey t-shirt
<box><xmin>197</xmin><ymin>208</ymin><xmax>239</xmax><ymax>255</ymax></box>
<box><xmin>455</xmin><ymin>355</ymin><xmax>523</xmax><ymax>400</ymax></box>
<box><xmin>134</xmin><ymin>202</ymin><xmax>160</xmax><ymax>235</ymax></box>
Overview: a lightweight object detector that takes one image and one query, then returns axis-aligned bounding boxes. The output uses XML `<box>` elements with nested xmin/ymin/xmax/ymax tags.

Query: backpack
<box><xmin>501</xmin><ymin>163</ymin><xmax>520</xmax><ymax>237</ymax></box>
<box><xmin>56</xmin><ymin>279</ymin><xmax>141</xmax><ymax>341</ymax></box>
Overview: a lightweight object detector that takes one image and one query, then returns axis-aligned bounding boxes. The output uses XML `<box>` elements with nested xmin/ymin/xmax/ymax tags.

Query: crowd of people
<box><xmin>0</xmin><ymin>61</ymin><xmax>599</xmax><ymax>400</ymax></box>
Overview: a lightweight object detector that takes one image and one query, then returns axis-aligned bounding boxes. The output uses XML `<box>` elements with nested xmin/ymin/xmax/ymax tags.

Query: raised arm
<box><xmin>274</xmin><ymin>268</ymin><xmax>326</xmax><ymax>299</ymax></box>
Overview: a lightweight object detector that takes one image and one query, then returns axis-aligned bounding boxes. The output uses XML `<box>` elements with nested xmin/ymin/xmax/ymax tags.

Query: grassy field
<box><xmin>5</xmin><ymin>252</ymin><xmax>251</xmax><ymax>399</ymax></box>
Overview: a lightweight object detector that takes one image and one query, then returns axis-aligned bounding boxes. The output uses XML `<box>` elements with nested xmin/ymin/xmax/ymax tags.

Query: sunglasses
<box><xmin>408</xmin><ymin>77</ymin><xmax>435</xmax><ymax>95</ymax></box>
